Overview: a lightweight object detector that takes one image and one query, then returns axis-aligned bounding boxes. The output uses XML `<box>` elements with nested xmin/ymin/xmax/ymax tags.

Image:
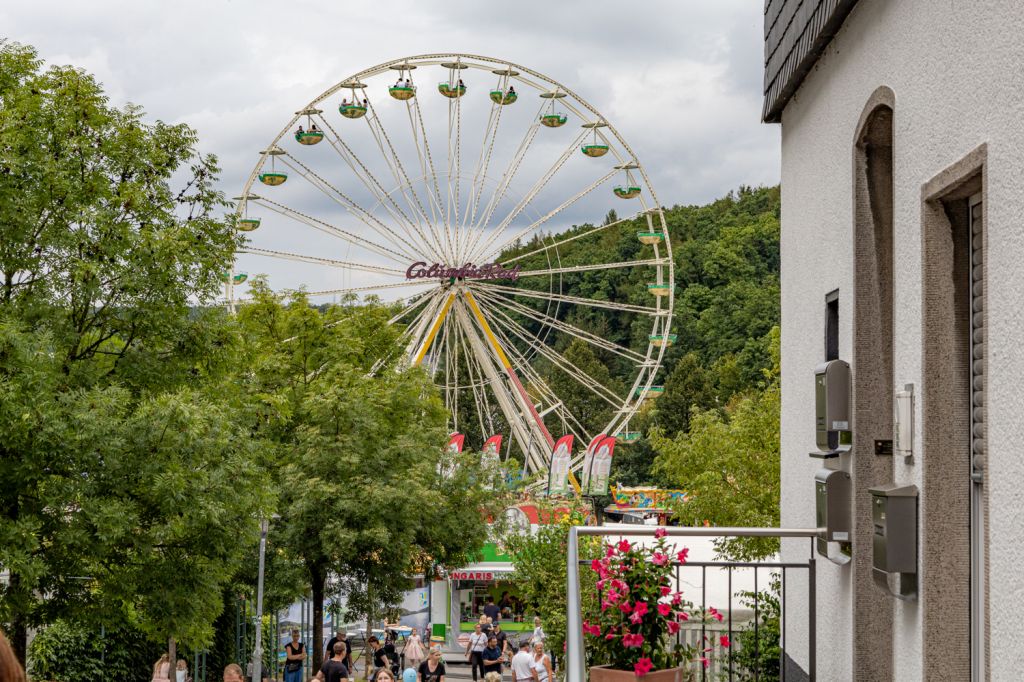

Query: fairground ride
<box><xmin>229</xmin><ymin>53</ymin><xmax>675</xmax><ymax>482</ymax></box>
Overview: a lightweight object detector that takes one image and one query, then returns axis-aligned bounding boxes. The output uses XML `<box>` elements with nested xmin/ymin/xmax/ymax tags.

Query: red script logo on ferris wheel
<box><xmin>405</xmin><ymin>262</ymin><xmax>522</xmax><ymax>281</ymax></box>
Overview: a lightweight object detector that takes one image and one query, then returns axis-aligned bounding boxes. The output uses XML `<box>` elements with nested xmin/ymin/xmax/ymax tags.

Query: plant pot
<box><xmin>589</xmin><ymin>664</ymin><xmax>691</xmax><ymax>682</ymax></box>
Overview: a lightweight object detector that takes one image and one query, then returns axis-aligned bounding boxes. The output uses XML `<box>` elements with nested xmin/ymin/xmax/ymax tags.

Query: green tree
<box><xmin>0</xmin><ymin>40</ymin><xmax>266</xmax><ymax>664</ymax></box>
<box><xmin>237</xmin><ymin>284</ymin><xmax>501</xmax><ymax>670</ymax></box>
<box><xmin>503</xmin><ymin>505</ymin><xmax>599</xmax><ymax>659</ymax></box>
<box><xmin>651</xmin><ymin>327</ymin><xmax>781</xmax><ymax>560</ymax></box>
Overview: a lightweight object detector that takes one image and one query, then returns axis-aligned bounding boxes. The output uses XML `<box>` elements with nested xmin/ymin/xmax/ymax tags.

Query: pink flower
<box><xmin>654</xmin><ymin>527</ymin><xmax>667</xmax><ymax>539</ymax></box>
<box><xmin>582</xmin><ymin>621</ymin><xmax>601</xmax><ymax>637</ymax></box>
<box><xmin>630</xmin><ymin>611</ymin><xmax>643</xmax><ymax>624</ymax></box>
<box><xmin>617</xmin><ymin>539</ymin><xmax>632</xmax><ymax>553</ymax></box>
<box><xmin>601</xmin><ymin>600</ymin><xmax>613</xmax><ymax>612</ymax></box>
<box><xmin>676</xmin><ymin>548</ymin><xmax>690</xmax><ymax>564</ymax></box>
<box><xmin>659</xmin><ymin>586</ymin><xmax>671</xmax><ymax>597</ymax></box>
<box><xmin>633</xmin><ymin>658</ymin><xmax>654</xmax><ymax>677</ymax></box>
<box><xmin>605</xmin><ymin>632</ymin><xmax>616</xmax><ymax>641</ymax></box>
<box><xmin>671</xmin><ymin>593</ymin><xmax>683</xmax><ymax>606</ymax></box>
<box><xmin>666</xmin><ymin>620</ymin><xmax>681</xmax><ymax>635</ymax></box>
<box><xmin>618</xmin><ymin>601</ymin><xmax>633</xmax><ymax>614</ymax></box>
<box><xmin>657</xmin><ymin>603</ymin><xmax>672</xmax><ymax>617</ymax></box>
<box><xmin>611</xmin><ymin>579</ymin><xmax>628</xmax><ymax>592</ymax></box>
<box><xmin>596</xmin><ymin>579</ymin><xmax>607</xmax><ymax>590</ymax></box>
<box><xmin>605</xmin><ymin>589</ymin><xmax>620</xmax><ymax>604</ymax></box>
<box><xmin>622</xmin><ymin>633</ymin><xmax>645</xmax><ymax>648</ymax></box>
<box><xmin>590</xmin><ymin>558</ymin><xmax>603</xmax><ymax>573</ymax></box>
<box><xmin>719</xmin><ymin>635</ymin><xmax>731</xmax><ymax>647</ymax></box>
<box><xmin>676</xmin><ymin>611</ymin><xmax>690</xmax><ymax>621</ymax></box>
<box><xmin>651</xmin><ymin>552</ymin><xmax>669</xmax><ymax>566</ymax></box>
<box><xmin>699</xmin><ymin>657</ymin><xmax>709</xmax><ymax>670</ymax></box>
<box><xmin>633</xmin><ymin>601</ymin><xmax>649</xmax><ymax>617</ymax></box>
<box><xmin>708</xmin><ymin>607</ymin><xmax>724</xmax><ymax>623</ymax></box>
<box><xmin>605</xmin><ymin>545</ymin><xmax>616</xmax><ymax>558</ymax></box>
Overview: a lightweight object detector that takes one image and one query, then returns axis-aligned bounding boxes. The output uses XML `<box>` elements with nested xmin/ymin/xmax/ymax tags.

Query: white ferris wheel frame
<box><xmin>231</xmin><ymin>53</ymin><xmax>675</xmax><ymax>484</ymax></box>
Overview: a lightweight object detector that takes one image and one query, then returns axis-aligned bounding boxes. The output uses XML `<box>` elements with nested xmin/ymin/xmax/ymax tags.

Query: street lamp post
<box><xmin>252</xmin><ymin>517</ymin><xmax>270</xmax><ymax>682</ymax></box>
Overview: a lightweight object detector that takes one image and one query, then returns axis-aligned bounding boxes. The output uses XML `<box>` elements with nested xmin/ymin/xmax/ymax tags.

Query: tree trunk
<box><xmin>364</xmin><ymin>583</ymin><xmax>374</xmax><ymax>675</ymax></box>
<box><xmin>168</xmin><ymin>637</ymin><xmax>177</xmax><ymax>678</ymax></box>
<box><xmin>9</xmin><ymin>571</ymin><xmax>28</xmax><ymax>667</ymax></box>
<box><xmin>310</xmin><ymin>562</ymin><xmax>326</xmax><ymax>672</ymax></box>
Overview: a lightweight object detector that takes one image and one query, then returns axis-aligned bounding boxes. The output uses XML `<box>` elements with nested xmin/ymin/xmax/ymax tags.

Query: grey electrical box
<box><xmin>814</xmin><ymin>360</ymin><xmax>851</xmax><ymax>453</ymax></box>
<box><xmin>815</xmin><ymin>469</ymin><xmax>851</xmax><ymax>556</ymax></box>
<box><xmin>869</xmin><ymin>483</ymin><xmax>918</xmax><ymax>599</ymax></box>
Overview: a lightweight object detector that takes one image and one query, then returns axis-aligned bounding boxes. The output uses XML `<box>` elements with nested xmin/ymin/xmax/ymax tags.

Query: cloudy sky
<box><xmin>4</xmin><ymin>0</ymin><xmax>779</xmax><ymax>296</ymax></box>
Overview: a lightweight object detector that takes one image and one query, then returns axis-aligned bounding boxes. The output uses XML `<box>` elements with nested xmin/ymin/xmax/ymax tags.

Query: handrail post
<box><xmin>567</xmin><ymin>525</ymin><xmax>586</xmax><ymax>682</ymax></box>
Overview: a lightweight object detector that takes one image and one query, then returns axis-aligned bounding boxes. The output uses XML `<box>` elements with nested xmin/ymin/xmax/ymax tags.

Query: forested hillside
<box><xmin>497</xmin><ymin>184</ymin><xmax>781</xmax><ymax>486</ymax></box>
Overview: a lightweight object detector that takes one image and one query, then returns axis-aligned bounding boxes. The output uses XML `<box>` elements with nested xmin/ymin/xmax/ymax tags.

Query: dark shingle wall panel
<box><xmin>762</xmin><ymin>0</ymin><xmax>861</xmax><ymax>122</ymax></box>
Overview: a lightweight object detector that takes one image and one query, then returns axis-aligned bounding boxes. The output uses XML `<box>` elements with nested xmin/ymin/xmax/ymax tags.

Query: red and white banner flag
<box><xmin>587</xmin><ymin>436</ymin><xmax>616</xmax><ymax>496</ymax></box>
<box><xmin>447</xmin><ymin>433</ymin><xmax>465</xmax><ymax>453</ymax></box>
<box><xmin>547</xmin><ymin>434</ymin><xmax>574</xmax><ymax>496</ymax></box>
<box><xmin>580</xmin><ymin>433</ymin><xmax>607</xmax><ymax>495</ymax></box>
<box><xmin>481</xmin><ymin>434</ymin><xmax>502</xmax><ymax>468</ymax></box>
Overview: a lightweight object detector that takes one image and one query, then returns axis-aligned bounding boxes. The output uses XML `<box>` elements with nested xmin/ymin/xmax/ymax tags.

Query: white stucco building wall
<box><xmin>776</xmin><ymin>0</ymin><xmax>1024</xmax><ymax>679</ymax></box>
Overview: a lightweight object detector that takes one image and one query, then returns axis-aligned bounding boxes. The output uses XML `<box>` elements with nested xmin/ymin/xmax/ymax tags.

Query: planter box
<box><xmin>589</xmin><ymin>664</ymin><xmax>691</xmax><ymax>682</ymax></box>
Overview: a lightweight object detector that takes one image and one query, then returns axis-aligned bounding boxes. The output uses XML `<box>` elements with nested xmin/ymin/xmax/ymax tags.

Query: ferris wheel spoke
<box><xmin>500</xmin><ymin>212</ymin><xmax>644</xmax><ymax>265</ymax></box>
<box><xmin>480</xmin><ymin>303</ymin><xmax>622</xmax><ymax>407</ymax></box>
<box><xmin>302</xmin><ymin>280</ymin><xmax>440</xmax><ymax>299</ymax></box>
<box><xmin>514</xmin><ymin>258</ymin><xmax>669</xmax><ymax>279</ymax></box>
<box><xmin>361</xmin><ymin>101</ymin><xmax>451</xmax><ymax>262</ymax></box>
<box><xmin>251</xmin><ymin>196</ymin><xmax>413</xmax><ymax>265</ymax></box>
<box><xmin>469</xmin><ymin>129</ymin><xmax>588</xmax><ymax>263</ymax></box>
<box><xmin>471</xmin><ymin>287</ymin><xmax>646</xmax><ymax>363</ymax></box>
<box><xmin>469</xmin><ymin>281</ymin><xmax>664</xmax><ymax>316</ymax></box>
<box><xmin>238</xmin><ymin>246</ymin><xmax>408</xmax><ymax>277</ymax></box>
<box><xmin>460</xmin><ymin>99</ymin><xmax>503</xmax><ymax>252</ymax></box>
<box><xmin>407</xmin><ymin>97</ymin><xmax>449</xmax><ymax>247</ymax></box>
<box><xmin>277</xmin><ymin>155</ymin><xmax>427</xmax><ymax>261</ymax></box>
<box><xmin>462</xmin><ymin>119</ymin><xmax>542</xmax><ymax>261</ymax></box>
<box><xmin>474</xmin><ymin>167</ymin><xmax>618</xmax><ymax>264</ymax></box>
<box><xmin>453</xmin><ymin>318</ymin><xmax>491</xmax><ymax>439</ymax></box>
<box><xmin>313</xmin><ymin>114</ymin><xmax>443</xmax><ymax>262</ymax></box>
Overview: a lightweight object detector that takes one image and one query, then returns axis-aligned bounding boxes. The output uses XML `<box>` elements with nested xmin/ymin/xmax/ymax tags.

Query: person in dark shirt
<box><xmin>482</xmin><ymin>636</ymin><xmax>503</xmax><ymax>678</ymax></box>
<box><xmin>418</xmin><ymin>649</ymin><xmax>446</xmax><ymax>682</ymax></box>
<box><xmin>482</xmin><ymin>597</ymin><xmax>501</xmax><ymax>623</ymax></box>
<box><xmin>324</xmin><ymin>629</ymin><xmax>350</xmax><ymax>666</ymax></box>
<box><xmin>492</xmin><ymin>623</ymin><xmax>509</xmax><ymax>658</ymax></box>
<box><xmin>316</xmin><ymin>642</ymin><xmax>351</xmax><ymax>682</ymax></box>
<box><xmin>371</xmin><ymin>636</ymin><xmax>390</xmax><ymax>672</ymax></box>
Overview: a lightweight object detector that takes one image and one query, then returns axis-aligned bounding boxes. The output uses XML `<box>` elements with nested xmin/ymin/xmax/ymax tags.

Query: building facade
<box><xmin>764</xmin><ymin>0</ymin><xmax>1024</xmax><ymax>680</ymax></box>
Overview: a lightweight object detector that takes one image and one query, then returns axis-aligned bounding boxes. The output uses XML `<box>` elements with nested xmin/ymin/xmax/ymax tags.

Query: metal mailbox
<box><xmin>869</xmin><ymin>483</ymin><xmax>918</xmax><ymax>599</ymax></box>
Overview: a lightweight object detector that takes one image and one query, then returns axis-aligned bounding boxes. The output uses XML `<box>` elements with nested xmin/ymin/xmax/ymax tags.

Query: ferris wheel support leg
<box><xmin>411</xmin><ymin>292</ymin><xmax>456</xmax><ymax>366</ymax></box>
<box><xmin>453</xmin><ymin>302</ymin><xmax>547</xmax><ymax>473</ymax></box>
<box><xmin>462</xmin><ymin>290</ymin><xmax>555</xmax><ymax>449</ymax></box>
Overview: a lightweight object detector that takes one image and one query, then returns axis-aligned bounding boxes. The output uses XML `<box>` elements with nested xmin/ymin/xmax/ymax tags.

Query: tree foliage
<box><xmin>651</xmin><ymin>327</ymin><xmax>781</xmax><ymax>560</ymax></box>
<box><xmin>0</xmin><ymin>40</ymin><xmax>268</xmax><ymax>662</ymax></box>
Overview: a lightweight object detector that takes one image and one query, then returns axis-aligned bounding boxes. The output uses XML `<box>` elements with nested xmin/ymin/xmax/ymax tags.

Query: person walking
<box><xmin>284</xmin><ymin>628</ymin><xmax>306</xmax><ymax>682</ymax></box>
<box><xmin>530</xmin><ymin>642</ymin><xmax>552</xmax><ymax>682</ymax></box>
<box><xmin>491</xmin><ymin>623</ymin><xmax>509</xmax><ymax>660</ymax></box>
<box><xmin>511</xmin><ymin>643</ymin><xmax>534</xmax><ymax>682</ymax></box>
<box><xmin>315</xmin><ymin>642</ymin><xmax>351</xmax><ymax>682</ymax></box>
<box><xmin>464</xmin><ymin>623</ymin><xmax>488</xmax><ymax>682</ymax></box>
<box><xmin>222</xmin><ymin>663</ymin><xmax>244</xmax><ymax>682</ymax></box>
<box><xmin>370</xmin><ymin>636</ymin><xmax>390</xmax><ymax>677</ymax></box>
<box><xmin>529</xmin><ymin>618</ymin><xmax>544</xmax><ymax>646</ymax></box>
<box><xmin>481</xmin><ymin>636</ymin><xmax>503</xmax><ymax>680</ymax></box>
<box><xmin>404</xmin><ymin>627</ymin><xmax>426</xmax><ymax>671</ymax></box>
<box><xmin>417</xmin><ymin>648</ymin><xmax>446</xmax><ymax>682</ymax></box>
<box><xmin>151</xmin><ymin>654</ymin><xmax>171</xmax><ymax>682</ymax></box>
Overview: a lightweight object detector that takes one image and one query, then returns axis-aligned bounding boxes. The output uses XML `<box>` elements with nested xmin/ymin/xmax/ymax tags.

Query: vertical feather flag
<box><xmin>580</xmin><ymin>433</ymin><xmax>607</xmax><ymax>495</ymax></box>
<box><xmin>546</xmin><ymin>434</ymin><xmax>574</xmax><ymax>496</ymax></box>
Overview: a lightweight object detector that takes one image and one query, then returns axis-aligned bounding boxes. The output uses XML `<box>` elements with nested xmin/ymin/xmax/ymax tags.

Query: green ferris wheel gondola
<box><xmin>295</xmin><ymin>130</ymin><xmax>324</xmax><ymax>145</ymax></box>
<box><xmin>649</xmin><ymin>334</ymin><xmax>677</xmax><ymax>348</ymax></box>
<box><xmin>615</xmin><ymin>431</ymin><xmax>642</xmax><ymax>443</ymax></box>
<box><xmin>490</xmin><ymin>89</ymin><xmax>517</xmax><ymax>105</ymax></box>
<box><xmin>613</xmin><ymin>186</ymin><xmax>642</xmax><ymax>199</ymax></box>
<box><xmin>389</xmin><ymin>85</ymin><xmax>416</xmax><ymax>100</ymax></box>
<box><xmin>637</xmin><ymin>231</ymin><xmax>665</xmax><ymax>245</ymax></box>
<box><xmin>581</xmin><ymin>144</ymin><xmax>609</xmax><ymax>158</ymax></box>
<box><xmin>339</xmin><ymin>103</ymin><xmax>367</xmax><ymax>119</ymax></box>
<box><xmin>238</xmin><ymin>218</ymin><xmax>261</xmax><ymax>232</ymax></box>
<box><xmin>635</xmin><ymin>385</ymin><xmax>665</xmax><ymax>399</ymax></box>
<box><xmin>540</xmin><ymin>113</ymin><xmax>567</xmax><ymax>128</ymax></box>
<box><xmin>258</xmin><ymin>171</ymin><xmax>288</xmax><ymax>186</ymax></box>
<box><xmin>438</xmin><ymin>82</ymin><xmax>467</xmax><ymax>98</ymax></box>
<box><xmin>232</xmin><ymin>272</ymin><xmax>248</xmax><ymax>285</ymax></box>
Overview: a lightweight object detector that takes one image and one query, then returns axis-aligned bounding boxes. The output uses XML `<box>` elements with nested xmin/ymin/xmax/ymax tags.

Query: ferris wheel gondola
<box><xmin>231</xmin><ymin>53</ymin><xmax>675</xmax><ymax>483</ymax></box>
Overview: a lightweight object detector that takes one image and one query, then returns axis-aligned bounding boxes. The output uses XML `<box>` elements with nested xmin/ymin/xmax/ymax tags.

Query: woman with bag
<box><xmin>284</xmin><ymin>628</ymin><xmax>306</xmax><ymax>682</ymax></box>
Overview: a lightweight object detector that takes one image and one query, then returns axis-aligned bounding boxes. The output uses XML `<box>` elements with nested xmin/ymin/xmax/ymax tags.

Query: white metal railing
<box><xmin>566</xmin><ymin>526</ymin><xmax>823</xmax><ymax>682</ymax></box>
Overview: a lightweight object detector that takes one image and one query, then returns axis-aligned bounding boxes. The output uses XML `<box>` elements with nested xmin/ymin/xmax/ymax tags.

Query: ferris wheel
<box><xmin>231</xmin><ymin>53</ymin><xmax>675</xmax><ymax>480</ymax></box>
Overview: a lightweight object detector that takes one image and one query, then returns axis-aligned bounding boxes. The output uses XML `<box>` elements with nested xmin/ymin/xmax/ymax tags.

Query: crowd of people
<box><xmin>0</xmin><ymin>614</ymin><xmax>549</xmax><ymax>682</ymax></box>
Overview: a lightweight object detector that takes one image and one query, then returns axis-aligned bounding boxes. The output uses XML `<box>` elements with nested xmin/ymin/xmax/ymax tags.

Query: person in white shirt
<box><xmin>464</xmin><ymin>623</ymin><xmax>488</xmax><ymax>682</ymax></box>
<box><xmin>530</xmin><ymin>617</ymin><xmax>544</xmax><ymax>646</ymax></box>
<box><xmin>511</xmin><ymin>643</ymin><xmax>535</xmax><ymax>682</ymax></box>
<box><xmin>530</xmin><ymin>642</ymin><xmax>552</xmax><ymax>682</ymax></box>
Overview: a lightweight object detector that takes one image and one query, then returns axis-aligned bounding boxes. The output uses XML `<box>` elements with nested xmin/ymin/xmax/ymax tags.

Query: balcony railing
<box><xmin>566</xmin><ymin>526</ymin><xmax>821</xmax><ymax>682</ymax></box>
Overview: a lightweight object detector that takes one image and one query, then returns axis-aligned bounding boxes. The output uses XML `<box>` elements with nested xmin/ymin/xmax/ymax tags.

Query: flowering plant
<box><xmin>583</xmin><ymin>529</ymin><xmax>728</xmax><ymax>676</ymax></box>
